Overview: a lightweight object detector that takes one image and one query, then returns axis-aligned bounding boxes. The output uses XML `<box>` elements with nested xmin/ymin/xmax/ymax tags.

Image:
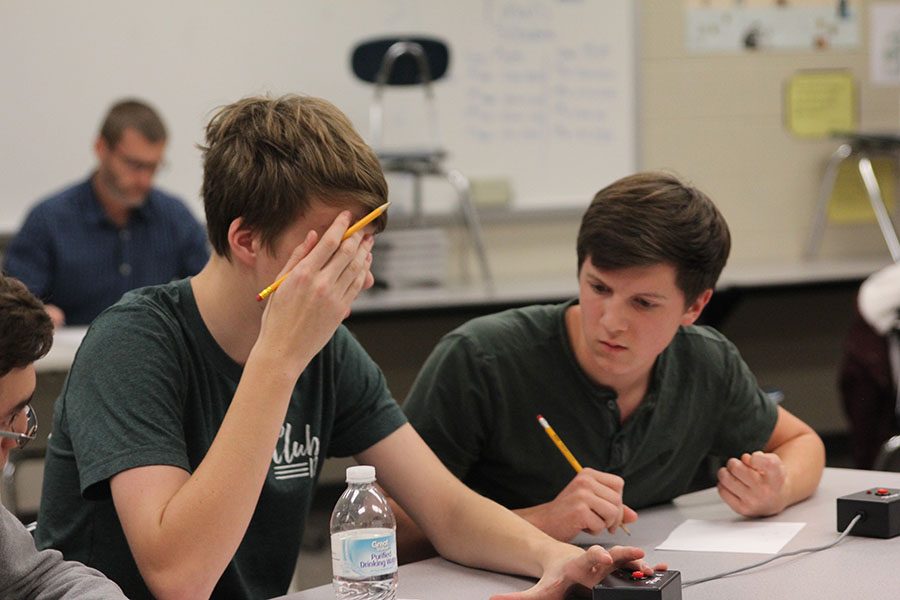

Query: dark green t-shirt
<box><xmin>403</xmin><ymin>301</ymin><xmax>778</xmax><ymax>511</ymax></box>
<box><xmin>36</xmin><ymin>278</ymin><xmax>407</xmax><ymax>600</ymax></box>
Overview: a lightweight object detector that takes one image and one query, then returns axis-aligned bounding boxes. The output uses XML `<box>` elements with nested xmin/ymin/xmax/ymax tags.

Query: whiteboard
<box><xmin>0</xmin><ymin>0</ymin><xmax>636</xmax><ymax>230</ymax></box>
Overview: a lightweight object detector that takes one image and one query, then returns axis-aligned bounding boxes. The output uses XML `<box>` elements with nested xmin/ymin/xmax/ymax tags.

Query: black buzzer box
<box><xmin>593</xmin><ymin>569</ymin><xmax>682</xmax><ymax>600</ymax></box>
<box><xmin>836</xmin><ymin>487</ymin><xmax>900</xmax><ymax>539</ymax></box>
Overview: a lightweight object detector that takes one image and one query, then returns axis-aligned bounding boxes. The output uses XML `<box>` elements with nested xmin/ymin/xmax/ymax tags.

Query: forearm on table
<box><xmin>512</xmin><ymin>504</ymin><xmax>551</xmax><ymax>534</ymax></box>
<box><xmin>389</xmin><ymin>497</ymin><xmax>437</xmax><ymax>564</ymax></box>
<box><xmin>421</xmin><ymin>483</ymin><xmax>577</xmax><ymax>579</ymax></box>
<box><xmin>368</xmin><ymin>426</ymin><xmax>578</xmax><ymax>580</ymax></box>
<box><xmin>772</xmin><ymin>431</ymin><xmax>826</xmax><ymax>506</ymax></box>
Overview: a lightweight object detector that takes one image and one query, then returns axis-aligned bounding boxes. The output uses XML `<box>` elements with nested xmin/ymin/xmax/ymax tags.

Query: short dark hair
<box><xmin>0</xmin><ymin>276</ymin><xmax>53</xmax><ymax>377</ymax></box>
<box><xmin>577</xmin><ymin>171</ymin><xmax>731</xmax><ymax>304</ymax></box>
<box><xmin>199</xmin><ymin>94</ymin><xmax>388</xmax><ymax>258</ymax></box>
<box><xmin>99</xmin><ymin>98</ymin><xmax>167</xmax><ymax>146</ymax></box>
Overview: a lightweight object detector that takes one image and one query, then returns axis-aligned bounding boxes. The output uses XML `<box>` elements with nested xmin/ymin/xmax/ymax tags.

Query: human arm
<box><xmin>390</xmin><ymin>497</ymin><xmax>438</xmax><ymax>563</ymax></box>
<box><xmin>393</xmin><ymin>467</ymin><xmax>638</xmax><ymax>562</ymax></box>
<box><xmin>402</xmin><ymin>324</ymin><xmax>635</xmax><ymax>545</ymax></box>
<box><xmin>43</xmin><ymin>304</ymin><xmax>65</xmax><ymax>327</ymax></box>
<box><xmin>363</xmin><ymin>424</ymin><xmax>664</xmax><ymax>599</ymax></box>
<box><xmin>512</xmin><ymin>470</ymin><xmax>638</xmax><ymax>541</ymax></box>
<box><xmin>108</xmin><ymin>213</ymin><xmax>373</xmax><ymax>599</ymax></box>
<box><xmin>3</xmin><ymin>205</ymin><xmax>54</xmax><ymax>301</ymax></box>
<box><xmin>717</xmin><ymin>406</ymin><xmax>825</xmax><ymax>517</ymax></box>
<box><xmin>0</xmin><ymin>506</ymin><xmax>126</xmax><ymax>600</ymax></box>
<box><xmin>3</xmin><ymin>209</ymin><xmax>64</xmax><ymax>326</ymax></box>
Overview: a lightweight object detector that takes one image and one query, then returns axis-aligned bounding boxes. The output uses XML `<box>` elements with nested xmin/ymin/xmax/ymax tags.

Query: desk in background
<box><xmin>36</xmin><ymin>326</ymin><xmax>89</xmax><ymax>373</ymax></box>
<box><xmin>29</xmin><ymin>255</ymin><xmax>890</xmax><ymax>487</ymax></box>
<box><xmin>32</xmin><ymin>257</ymin><xmax>889</xmax><ymax>372</ymax></box>
<box><xmin>349</xmin><ymin>256</ymin><xmax>889</xmax><ymax>440</ymax></box>
<box><xmin>281</xmin><ymin>468</ymin><xmax>900</xmax><ymax>600</ymax></box>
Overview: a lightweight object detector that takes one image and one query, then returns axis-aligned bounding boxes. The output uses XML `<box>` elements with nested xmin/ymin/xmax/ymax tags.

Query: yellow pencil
<box><xmin>255</xmin><ymin>201</ymin><xmax>390</xmax><ymax>301</ymax></box>
<box><xmin>536</xmin><ymin>414</ymin><xmax>631</xmax><ymax>535</ymax></box>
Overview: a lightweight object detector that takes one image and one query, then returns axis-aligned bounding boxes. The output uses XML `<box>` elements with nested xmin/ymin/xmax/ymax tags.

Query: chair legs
<box><xmin>873</xmin><ymin>434</ymin><xmax>900</xmax><ymax>472</ymax></box>
<box><xmin>858</xmin><ymin>155</ymin><xmax>900</xmax><ymax>261</ymax></box>
<box><xmin>446</xmin><ymin>169</ymin><xmax>494</xmax><ymax>289</ymax></box>
<box><xmin>805</xmin><ymin>143</ymin><xmax>852</xmax><ymax>258</ymax></box>
<box><xmin>805</xmin><ymin>143</ymin><xmax>900</xmax><ymax>260</ymax></box>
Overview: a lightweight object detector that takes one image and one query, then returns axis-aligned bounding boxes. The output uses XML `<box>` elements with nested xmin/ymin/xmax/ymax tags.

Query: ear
<box><xmin>226</xmin><ymin>218</ymin><xmax>263</xmax><ymax>267</ymax></box>
<box><xmin>94</xmin><ymin>136</ymin><xmax>109</xmax><ymax>161</ymax></box>
<box><xmin>681</xmin><ymin>288</ymin><xmax>713</xmax><ymax>326</ymax></box>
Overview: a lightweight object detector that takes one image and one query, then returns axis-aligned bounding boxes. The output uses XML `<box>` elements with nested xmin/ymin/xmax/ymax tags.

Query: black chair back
<box><xmin>351</xmin><ymin>37</ymin><xmax>449</xmax><ymax>85</ymax></box>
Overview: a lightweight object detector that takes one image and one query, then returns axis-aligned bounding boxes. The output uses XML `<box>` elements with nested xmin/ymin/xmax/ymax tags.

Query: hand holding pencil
<box><xmin>536</xmin><ymin>415</ymin><xmax>636</xmax><ymax>539</ymax></box>
<box><xmin>256</xmin><ymin>201</ymin><xmax>389</xmax><ymax>301</ymax></box>
<box><xmin>254</xmin><ymin>208</ymin><xmax>377</xmax><ymax>375</ymax></box>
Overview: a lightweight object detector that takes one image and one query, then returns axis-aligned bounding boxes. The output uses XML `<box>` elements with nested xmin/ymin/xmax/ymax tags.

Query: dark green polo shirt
<box><xmin>403</xmin><ymin>301</ymin><xmax>777</xmax><ymax>511</ymax></box>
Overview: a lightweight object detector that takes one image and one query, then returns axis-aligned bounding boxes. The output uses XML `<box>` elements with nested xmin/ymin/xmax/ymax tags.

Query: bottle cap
<box><xmin>346</xmin><ymin>465</ymin><xmax>376</xmax><ymax>483</ymax></box>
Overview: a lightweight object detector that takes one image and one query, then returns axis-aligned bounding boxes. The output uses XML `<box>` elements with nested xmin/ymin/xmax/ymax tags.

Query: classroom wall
<box><xmin>9</xmin><ymin>2</ymin><xmax>897</xmax><ymax>439</ymax></box>
<box><xmin>476</xmin><ymin>0</ymin><xmax>900</xmax><ymax>287</ymax></box>
<box><xmin>0</xmin><ymin>0</ymin><xmax>637</xmax><ymax>230</ymax></box>
<box><xmin>643</xmin><ymin>1</ymin><xmax>900</xmax><ymax>262</ymax></box>
<box><xmin>440</xmin><ymin>0</ymin><xmax>900</xmax><ymax>436</ymax></box>
<box><xmin>4</xmin><ymin>2</ymin><xmax>893</xmax><ymax>274</ymax></box>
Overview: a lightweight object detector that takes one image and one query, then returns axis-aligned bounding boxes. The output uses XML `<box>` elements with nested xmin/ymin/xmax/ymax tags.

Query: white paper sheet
<box><xmin>655</xmin><ymin>519</ymin><xmax>805</xmax><ymax>554</ymax></box>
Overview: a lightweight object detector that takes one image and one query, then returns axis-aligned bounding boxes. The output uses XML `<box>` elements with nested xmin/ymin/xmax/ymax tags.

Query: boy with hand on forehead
<box><xmin>36</xmin><ymin>94</ymin><xmax>661</xmax><ymax>600</ymax></box>
<box><xmin>400</xmin><ymin>172</ymin><xmax>826</xmax><ymax>551</ymax></box>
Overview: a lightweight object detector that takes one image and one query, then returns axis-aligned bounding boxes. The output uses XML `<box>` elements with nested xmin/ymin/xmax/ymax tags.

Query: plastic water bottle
<box><xmin>330</xmin><ymin>465</ymin><xmax>398</xmax><ymax>600</ymax></box>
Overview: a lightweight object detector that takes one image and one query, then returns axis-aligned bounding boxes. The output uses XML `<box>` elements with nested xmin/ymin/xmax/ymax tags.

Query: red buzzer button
<box><xmin>876</xmin><ymin>488</ymin><xmax>890</xmax><ymax>496</ymax></box>
<box><xmin>631</xmin><ymin>571</ymin><xmax>645</xmax><ymax>579</ymax></box>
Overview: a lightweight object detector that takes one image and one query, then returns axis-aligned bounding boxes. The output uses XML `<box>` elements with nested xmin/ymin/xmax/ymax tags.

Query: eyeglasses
<box><xmin>0</xmin><ymin>404</ymin><xmax>38</xmax><ymax>449</ymax></box>
<box><xmin>112</xmin><ymin>147</ymin><xmax>166</xmax><ymax>175</ymax></box>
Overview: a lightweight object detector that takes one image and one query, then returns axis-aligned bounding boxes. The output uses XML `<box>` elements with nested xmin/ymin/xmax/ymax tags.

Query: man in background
<box><xmin>3</xmin><ymin>98</ymin><xmax>209</xmax><ymax>326</ymax></box>
<box><xmin>0</xmin><ymin>274</ymin><xmax>126</xmax><ymax>598</ymax></box>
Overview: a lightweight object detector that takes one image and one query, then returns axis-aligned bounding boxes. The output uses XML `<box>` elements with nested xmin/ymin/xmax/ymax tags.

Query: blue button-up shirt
<box><xmin>3</xmin><ymin>176</ymin><xmax>209</xmax><ymax>325</ymax></box>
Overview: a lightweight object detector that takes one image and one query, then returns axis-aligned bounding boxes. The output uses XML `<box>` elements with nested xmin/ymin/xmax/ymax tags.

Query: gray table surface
<box><xmin>280</xmin><ymin>468</ymin><xmax>900</xmax><ymax>599</ymax></box>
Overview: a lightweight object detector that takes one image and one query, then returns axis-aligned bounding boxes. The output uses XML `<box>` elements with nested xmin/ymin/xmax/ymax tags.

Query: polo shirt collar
<box><xmin>84</xmin><ymin>174</ymin><xmax>152</xmax><ymax>227</ymax></box>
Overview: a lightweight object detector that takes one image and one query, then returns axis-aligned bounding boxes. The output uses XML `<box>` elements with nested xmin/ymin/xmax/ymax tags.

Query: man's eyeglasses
<box><xmin>0</xmin><ymin>404</ymin><xmax>38</xmax><ymax>449</ymax></box>
<box><xmin>112</xmin><ymin>147</ymin><xmax>166</xmax><ymax>175</ymax></box>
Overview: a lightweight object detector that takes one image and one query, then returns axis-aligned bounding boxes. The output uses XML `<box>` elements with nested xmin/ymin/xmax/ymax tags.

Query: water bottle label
<box><xmin>331</xmin><ymin>528</ymin><xmax>398</xmax><ymax>579</ymax></box>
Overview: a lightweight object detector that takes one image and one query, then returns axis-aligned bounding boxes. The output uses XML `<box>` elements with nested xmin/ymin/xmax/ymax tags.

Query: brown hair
<box><xmin>199</xmin><ymin>94</ymin><xmax>388</xmax><ymax>258</ymax></box>
<box><xmin>0</xmin><ymin>276</ymin><xmax>53</xmax><ymax>377</ymax></box>
<box><xmin>99</xmin><ymin>98</ymin><xmax>167</xmax><ymax>146</ymax></box>
<box><xmin>577</xmin><ymin>172</ymin><xmax>731</xmax><ymax>304</ymax></box>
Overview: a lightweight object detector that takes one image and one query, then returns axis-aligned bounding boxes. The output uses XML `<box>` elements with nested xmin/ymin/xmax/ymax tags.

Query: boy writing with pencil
<box><xmin>399</xmin><ymin>172</ymin><xmax>825</xmax><ymax>552</ymax></box>
<box><xmin>35</xmin><ymin>95</ymin><xmax>659</xmax><ymax>599</ymax></box>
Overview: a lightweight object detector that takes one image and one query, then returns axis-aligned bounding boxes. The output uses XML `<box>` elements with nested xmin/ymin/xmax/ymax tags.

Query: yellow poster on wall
<box><xmin>828</xmin><ymin>157</ymin><xmax>896</xmax><ymax>223</ymax></box>
<box><xmin>786</xmin><ymin>71</ymin><xmax>856</xmax><ymax>138</ymax></box>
